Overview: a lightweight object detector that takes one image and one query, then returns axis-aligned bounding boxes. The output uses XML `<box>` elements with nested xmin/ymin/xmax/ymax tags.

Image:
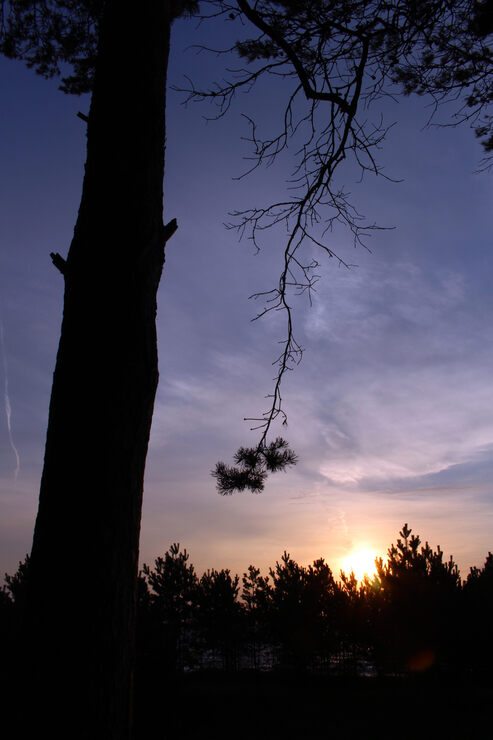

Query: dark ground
<box><xmin>133</xmin><ymin>670</ymin><xmax>492</xmax><ymax>739</ymax></box>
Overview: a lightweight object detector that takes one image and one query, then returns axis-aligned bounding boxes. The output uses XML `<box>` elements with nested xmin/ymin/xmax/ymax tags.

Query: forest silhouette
<box><xmin>2</xmin><ymin>523</ymin><xmax>492</xmax><ymax>737</ymax></box>
<box><xmin>2</xmin><ymin>3</ymin><xmax>491</xmax><ymax>736</ymax></box>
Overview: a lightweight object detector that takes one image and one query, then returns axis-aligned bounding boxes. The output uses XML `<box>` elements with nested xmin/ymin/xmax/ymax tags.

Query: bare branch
<box><xmin>186</xmin><ymin>1</ymin><xmax>492</xmax><ymax>492</ymax></box>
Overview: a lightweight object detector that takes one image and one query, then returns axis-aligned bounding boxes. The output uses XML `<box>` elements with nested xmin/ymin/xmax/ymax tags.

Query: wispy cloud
<box><xmin>0</xmin><ymin>320</ymin><xmax>20</xmax><ymax>481</ymax></box>
<box><xmin>293</xmin><ymin>258</ymin><xmax>493</xmax><ymax>489</ymax></box>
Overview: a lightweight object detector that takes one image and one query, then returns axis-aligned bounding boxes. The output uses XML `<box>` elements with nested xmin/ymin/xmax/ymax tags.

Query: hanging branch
<box><xmin>180</xmin><ymin>0</ymin><xmax>492</xmax><ymax>492</ymax></box>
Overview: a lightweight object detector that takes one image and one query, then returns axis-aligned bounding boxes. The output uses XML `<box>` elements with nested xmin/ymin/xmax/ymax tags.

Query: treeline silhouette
<box><xmin>135</xmin><ymin>524</ymin><xmax>493</xmax><ymax>679</ymax></box>
<box><xmin>4</xmin><ymin>524</ymin><xmax>490</xmax><ymax>682</ymax></box>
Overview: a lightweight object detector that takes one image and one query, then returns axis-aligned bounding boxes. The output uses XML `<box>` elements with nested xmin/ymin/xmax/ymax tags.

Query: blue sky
<box><xmin>1</xmin><ymin>13</ymin><xmax>492</xmax><ymax>581</ymax></box>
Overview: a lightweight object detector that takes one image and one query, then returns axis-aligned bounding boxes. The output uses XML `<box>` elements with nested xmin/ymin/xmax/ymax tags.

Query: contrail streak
<box><xmin>0</xmin><ymin>321</ymin><xmax>20</xmax><ymax>481</ymax></box>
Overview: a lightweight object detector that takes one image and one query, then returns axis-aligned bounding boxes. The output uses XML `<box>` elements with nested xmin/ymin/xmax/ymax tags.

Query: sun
<box><xmin>341</xmin><ymin>548</ymin><xmax>378</xmax><ymax>582</ymax></box>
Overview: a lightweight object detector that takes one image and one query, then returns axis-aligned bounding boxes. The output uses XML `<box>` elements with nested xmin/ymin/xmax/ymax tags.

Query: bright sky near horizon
<box><xmin>0</xmin><ymin>13</ymin><xmax>492</xmax><ymax>583</ymax></box>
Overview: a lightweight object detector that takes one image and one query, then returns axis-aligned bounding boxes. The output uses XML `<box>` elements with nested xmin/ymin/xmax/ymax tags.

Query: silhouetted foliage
<box><xmin>390</xmin><ymin>0</ymin><xmax>493</xmax><ymax>156</ymax></box>
<box><xmin>1</xmin><ymin>3</ymin><xmax>198</xmax><ymax>736</ymax></box>
<box><xmin>370</xmin><ymin>524</ymin><xmax>462</xmax><ymax>675</ymax></box>
<box><xmin>241</xmin><ymin>564</ymin><xmax>272</xmax><ymax>669</ymax></box>
<box><xmin>265</xmin><ymin>551</ymin><xmax>341</xmax><ymax>671</ymax></box>
<box><xmin>0</xmin><ymin>0</ymin><xmax>100</xmax><ymax>92</ymax></box>
<box><xmin>0</xmin><ymin>0</ymin><xmax>200</xmax><ymax>92</ymax></box>
<box><xmin>463</xmin><ymin>551</ymin><xmax>493</xmax><ymax>674</ymax></box>
<box><xmin>141</xmin><ymin>544</ymin><xmax>199</xmax><ymax>672</ymax></box>
<box><xmin>4</xmin><ymin>525</ymin><xmax>493</xmax><ymax>683</ymax></box>
<box><xmin>196</xmin><ymin>0</ymin><xmax>493</xmax><ymax>484</ymax></box>
<box><xmin>135</xmin><ymin>525</ymin><xmax>493</xmax><ymax>679</ymax></box>
<box><xmin>2</xmin><ymin>0</ymin><xmax>492</xmax><ymax>731</ymax></box>
<box><xmin>0</xmin><ymin>555</ymin><xmax>31</xmax><ymax>717</ymax></box>
<box><xmin>197</xmin><ymin>567</ymin><xmax>242</xmax><ymax>670</ymax></box>
<box><xmin>2</xmin><ymin>553</ymin><xmax>30</xmax><ymax>610</ymax></box>
<box><xmin>338</xmin><ymin>569</ymin><xmax>372</xmax><ymax>674</ymax></box>
<box><xmin>213</xmin><ymin>437</ymin><xmax>297</xmax><ymax>494</ymax></box>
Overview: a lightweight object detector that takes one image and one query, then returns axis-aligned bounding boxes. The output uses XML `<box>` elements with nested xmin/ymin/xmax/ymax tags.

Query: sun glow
<box><xmin>341</xmin><ymin>549</ymin><xmax>378</xmax><ymax>582</ymax></box>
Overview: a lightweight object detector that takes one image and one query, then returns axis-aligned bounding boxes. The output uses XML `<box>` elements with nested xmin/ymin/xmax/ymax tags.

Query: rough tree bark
<box><xmin>20</xmin><ymin>2</ymin><xmax>175</xmax><ymax>737</ymax></box>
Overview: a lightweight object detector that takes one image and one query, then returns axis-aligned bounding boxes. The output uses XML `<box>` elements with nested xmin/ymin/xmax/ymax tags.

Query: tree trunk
<box><xmin>21</xmin><ymin>2</ymin><xmax>173</xmax><ymax>737</ymax></box>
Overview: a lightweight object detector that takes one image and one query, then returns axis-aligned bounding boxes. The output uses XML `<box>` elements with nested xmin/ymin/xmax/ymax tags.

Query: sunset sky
<box><xmin>1</xmin><ymin>13</ymin><xmax>492</xmax><ymax>583</ymax></box>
